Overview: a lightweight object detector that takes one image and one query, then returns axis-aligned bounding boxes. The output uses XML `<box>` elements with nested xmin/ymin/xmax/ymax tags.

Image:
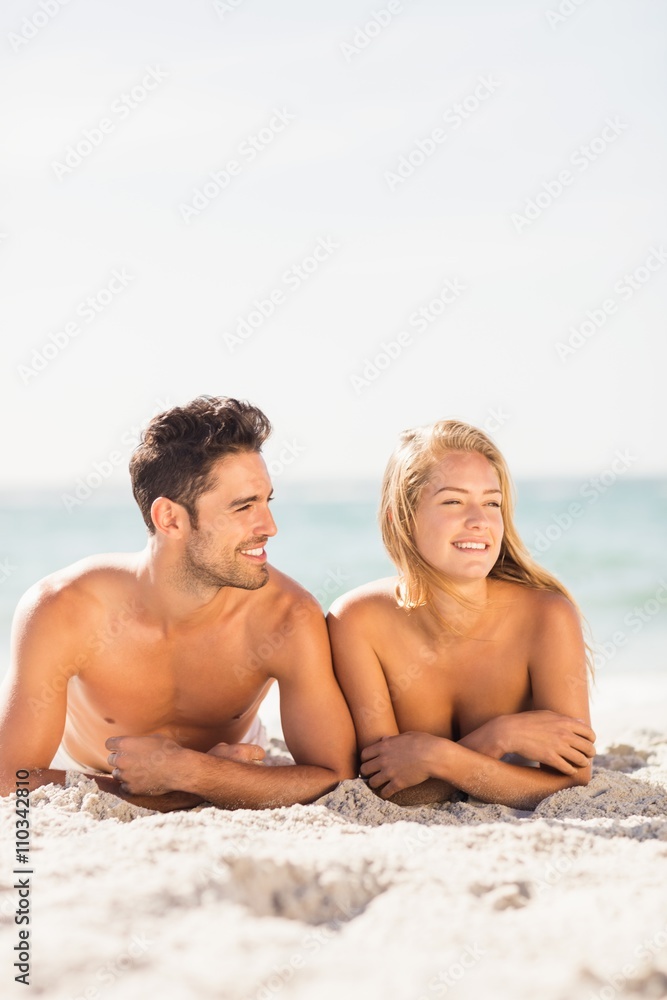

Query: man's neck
<box><xmin>134</xmin><ymin>544</ymin><xmax>240</xmax><ymax>632</ymax></box>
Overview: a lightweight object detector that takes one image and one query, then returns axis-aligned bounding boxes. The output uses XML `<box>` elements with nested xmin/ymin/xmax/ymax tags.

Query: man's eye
<box><xmin>236</xmin><ymin>504</ymin><xmax>251</xmax><ymax>512</ymax></box>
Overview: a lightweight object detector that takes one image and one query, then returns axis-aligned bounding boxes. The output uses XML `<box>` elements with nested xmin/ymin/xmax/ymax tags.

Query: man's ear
<box><xmin>151</xmin><ymin>496</ymin><xmax>190</xmax><ymax>537</ymax></box>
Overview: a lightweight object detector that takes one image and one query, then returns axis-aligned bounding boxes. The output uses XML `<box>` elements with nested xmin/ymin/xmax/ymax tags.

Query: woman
<box><xmin>327</xmin><ymin>420</ymin><xmax>596</xmax><ymax>809</ymax></box>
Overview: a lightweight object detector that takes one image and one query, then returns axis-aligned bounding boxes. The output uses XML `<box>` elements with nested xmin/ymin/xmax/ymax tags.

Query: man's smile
<box><xmin>239</xmin><ymin>543</ymin><xmax>267</xmax><ymax>563</ymax></box>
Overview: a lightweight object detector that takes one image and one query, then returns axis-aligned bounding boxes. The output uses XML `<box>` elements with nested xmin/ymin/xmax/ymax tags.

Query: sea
<box><xmin>1</xmin><ymin>479</ymin><xmax>666</xmax><ymax>688</ymax></box>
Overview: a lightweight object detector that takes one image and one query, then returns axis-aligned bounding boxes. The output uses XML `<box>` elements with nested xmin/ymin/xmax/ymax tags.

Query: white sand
<box><xmin>2</xmin><ymin>684</ymin><xmax>667</xmax><ymax>1000</ymax></box>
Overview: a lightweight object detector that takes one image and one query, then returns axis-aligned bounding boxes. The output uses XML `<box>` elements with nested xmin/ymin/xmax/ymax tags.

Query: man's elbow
<box><xmin>0</xmin><ymin>777</ymin><xmax>15</xmax><ymax>797</ymax></box>
<box><xmin>0</xmin><ymin>765</ymin><xmax>66</xmax><ymax>796</ymax></box>
<box><xmin>0</xmin><ymin>769</ymin><xmax>31</xmax><ymax>796</ymax></box>
<box><xmin>0</xmin><ymin>762</ymin><xmax>26</xmax><ymax>796</ymax></box>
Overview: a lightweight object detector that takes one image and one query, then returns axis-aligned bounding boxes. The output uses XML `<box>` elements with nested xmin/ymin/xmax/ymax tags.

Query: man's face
<box><xmin>182</xmin><ymin>450</ymin><xmax>277</xmax><ymax>592</ymax></box>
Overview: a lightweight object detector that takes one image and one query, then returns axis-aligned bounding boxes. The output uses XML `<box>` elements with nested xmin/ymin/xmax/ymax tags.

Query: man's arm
<box><xmin>0</xmin><ymin>584</ymin><xmax>200</xmax><ymax>812</ymax></box>
<box><xmin>14</xmin><ymin>767</ymin><xmax>200</xmax><ymax>812</ymax></box>
<box><xmin>0</xmin><ymin>585</ymin><xmax>73</xmax><ymax>795</ymax></box>
<box><xmin>107</xmin><ymin>599</ymin><xmax>357</xmax><ymax>809</ymax></box>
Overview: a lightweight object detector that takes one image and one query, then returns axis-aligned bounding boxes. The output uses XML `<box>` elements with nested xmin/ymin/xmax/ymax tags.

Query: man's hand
<box><xmin>484</xmin><ymin>711</ymin><xmax>596</xmax><ymax>774</ymax></box>
<box><xmin>106</xmin><ymin>734</ymin><xmax>184</xmax><ymax>795</ymax></box>
<box><xmin>105</xmin><ymin>735</ymin><xmax>269</xmax><ymax>796</ymax></box>
<box><xmin>92</xmin><ymin>773</ymin><xmax>203</xmax><ymax>812</ymax></box>
<box><xmin>360</xmin><ymin>732</ymin><xmax>440</xmax><ymax>798</ymax></box>
<box><xmin>206</xmin><ymin>742</ymin><xmax>266</xmax><ymax>765</ymax></box>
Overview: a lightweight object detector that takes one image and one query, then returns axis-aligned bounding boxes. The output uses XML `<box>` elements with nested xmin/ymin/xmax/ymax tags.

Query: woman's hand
<box><xmin>360</xmin><ymin>732</ymin><xmax>442</xmax><ymax>798</ymax></box>
<box><xmin>489</xmin><ymin>711</ymin><xmax>596</xmax><ymax>774</ymax></box>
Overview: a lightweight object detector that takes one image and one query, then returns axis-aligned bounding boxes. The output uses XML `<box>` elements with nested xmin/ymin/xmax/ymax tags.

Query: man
<box><xmin>0</xmin><ymin>396</ymin><xmax>356</xmax><ymax>810</ymax></box>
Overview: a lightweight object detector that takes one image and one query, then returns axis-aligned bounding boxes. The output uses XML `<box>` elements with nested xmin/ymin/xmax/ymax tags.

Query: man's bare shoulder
<box><xmin>15</xmin><ymin>553</ymin><xmax>141</xmax><ymax>631</ymax></box>
<box><xmin>260</xmin><ymin>564</ymin><xmax>326</xmax><ymax>625</ymax></box>
<box><xmin>251</xmin><ymin>567</ymin><xmax>330</xmax><ymax>678</ymax></box>
<box><xmin>327</xmin><ymin>577</ymin><xmax>401</xmax><ymax>626</ymax></box>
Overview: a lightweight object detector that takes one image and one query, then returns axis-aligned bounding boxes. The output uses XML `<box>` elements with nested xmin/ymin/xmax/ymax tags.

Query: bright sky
<box><xmin>1</xmin><ymin>0</ymin><xmax>665</xmax><ymax>490</ymax></box>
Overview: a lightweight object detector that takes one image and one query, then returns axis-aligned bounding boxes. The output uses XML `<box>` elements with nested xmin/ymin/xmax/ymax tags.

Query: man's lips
<box><xmin>239</xmin><ymin>545</ymin><xmax>267</xmax><ymax>563</ymax></box>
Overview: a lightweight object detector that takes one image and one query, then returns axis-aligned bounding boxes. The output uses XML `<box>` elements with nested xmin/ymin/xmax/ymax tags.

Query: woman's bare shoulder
<box><xmin>495</xmin><ymin>581</ymin><xmax>580</xmax><ymax>634</ymax></box>
<box><xmin>327</xmin><ymin>577</ymin><xmax>401</xmax><ymax>625</ymax></box>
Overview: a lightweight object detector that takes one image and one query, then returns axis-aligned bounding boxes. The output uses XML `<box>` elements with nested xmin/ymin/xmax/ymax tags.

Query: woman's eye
<box><xmin>440</xmin><ymin>499</ymin><xmax>501</xmax><ymax>507</ymax></box>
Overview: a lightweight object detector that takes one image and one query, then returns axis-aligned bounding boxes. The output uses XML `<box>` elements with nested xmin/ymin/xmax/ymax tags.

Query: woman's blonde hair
<box><xmin>380</xmin><ymin>419</ymin><xmax>584</xmax><ymax>624</ymax></box>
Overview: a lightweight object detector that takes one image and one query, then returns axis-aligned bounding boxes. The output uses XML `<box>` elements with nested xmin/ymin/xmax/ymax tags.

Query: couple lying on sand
<box><xmin>0</xmin><ymin>396</ymin><xmax>595</xmax><ymax>812</ymax></box>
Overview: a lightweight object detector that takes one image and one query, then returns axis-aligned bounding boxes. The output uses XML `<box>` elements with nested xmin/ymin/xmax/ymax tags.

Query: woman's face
<box><xmin>413</xmin><ymin>450</ymin><xmax>504</xmax><ymax>585</ymax></box>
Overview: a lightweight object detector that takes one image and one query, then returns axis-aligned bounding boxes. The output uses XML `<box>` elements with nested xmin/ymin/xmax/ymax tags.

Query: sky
<box><xmin>1</xmin><ymin>0</ymin><xmax>666</xmax><ymax>491</ymax></box>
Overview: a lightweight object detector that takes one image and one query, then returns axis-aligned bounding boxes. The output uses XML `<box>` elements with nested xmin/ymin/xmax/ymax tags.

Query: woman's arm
<box><xmin>327</xmin><ymin>597</ymin><xmax>456</xmax><ymax>804</ymax></box>
<box><xmin>361</xmin><ymin>731</ymin><xmax>590</xmax><ymax>809</ymax></box>
<box><xmin>326</xmin><ymin>598</ymin><xmax>399</xmax><ymax>750</ymax></box>
<box><xmin>458</xmin><ymin>710</ymin><xmax>595</xmax><ymax>771</ymax></box>
<box><xmin>360</xmin><ymin>592</ymin><xmax>595</xmax><ymax>809</ymax></box>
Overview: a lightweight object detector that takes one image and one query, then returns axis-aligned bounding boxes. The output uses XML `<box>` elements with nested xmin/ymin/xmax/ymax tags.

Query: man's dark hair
<box><xmin>130</xmin><ymin>396</ymin><xmax>272</xmax><ymax>533</ymax></box>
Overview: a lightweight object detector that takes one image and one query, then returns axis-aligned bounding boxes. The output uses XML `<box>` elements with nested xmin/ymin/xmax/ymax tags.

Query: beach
<box><xmin>3</xmin><ymin>0</ymin><xmax>666</xmax><ymax>991</ymax></box>
<box><xmin>1</xmin><ymin>487</ymin><xmax>667</xmax><ymax>998</ymax></box>
<box><xmin>2</xmin><ymin>671</ymin><xmax>667</xmax><ymax>1000</ymax></box>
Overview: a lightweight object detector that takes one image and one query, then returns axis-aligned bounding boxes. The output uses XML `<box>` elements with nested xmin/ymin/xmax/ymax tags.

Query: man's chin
<box><xmin>240</xmin><ymin>567</ymin><xmax>270</xmax><ymax>591</ymax></box>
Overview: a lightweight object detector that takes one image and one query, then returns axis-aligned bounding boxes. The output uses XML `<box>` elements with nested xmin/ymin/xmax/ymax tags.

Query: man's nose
<box><xmin>256</xmin><ymin>504</ymin><xmax>278</xmax><ymax>538</ymax></box>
